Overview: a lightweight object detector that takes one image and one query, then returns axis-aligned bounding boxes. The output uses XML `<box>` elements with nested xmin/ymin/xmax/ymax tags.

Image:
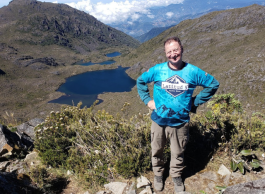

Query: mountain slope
<box><xmin>96</xmin><ymin>4</ymin><xmax>265</xmax><ymax>116</ymax></box>
<box><xmin>0</xmin><ymin>0</ymin><xmax>140</xmax><ymax>122</ymax></box>
<box><xmin>135</xmin><ymin>26</ymin><xmax>174</xmax><ymax>43</ymax></box>
<box><xmin>0</xmin><ymin>0</ymin><xmax>140</xmax><ymax>65</ymax></box>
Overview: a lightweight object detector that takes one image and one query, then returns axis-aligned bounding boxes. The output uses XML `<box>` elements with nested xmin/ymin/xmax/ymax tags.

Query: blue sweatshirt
<box><xmin>137</xmin><ymin>62</ymin><xmax>219</xmax><ymax>126</ymax></box>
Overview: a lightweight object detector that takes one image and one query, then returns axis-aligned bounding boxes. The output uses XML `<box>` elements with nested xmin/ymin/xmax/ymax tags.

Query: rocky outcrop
<box><xmin>224</xmin><ymin>178</ymin><xmax>265</xmax><ymax>193</ymax></box>
<box><xmin>0</xmin><ymin>118</ymin><xmax>43</xmax><ymax>157</ymax></box>
<box><xmin>15</xmin><ymin>56</ymin><xmax>60</xmax><ymax>67</ymax></box>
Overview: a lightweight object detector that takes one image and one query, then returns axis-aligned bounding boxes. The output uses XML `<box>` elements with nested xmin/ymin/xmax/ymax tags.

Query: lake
<box><xmin>49</xmin><ymin>66</ymin><xmax>136</xmax><ymax>107</ymax></box>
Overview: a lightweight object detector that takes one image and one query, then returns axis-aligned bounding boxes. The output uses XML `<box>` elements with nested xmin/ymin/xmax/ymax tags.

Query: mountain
<box><xmin>110</xmin><ymin>0</ymin><xmax>265</xmax><ymax>37</ymax></box>
<box><xmin>0</xmin><ymin>0</ymin><xmax>140</xmax><ymax>65</ymax></box>
<box><xmin>95</xmin><ymin>4</ymin><xmax>265</xmax><ymax>116</ymax></box>
<box><xmin>135</xmin><ymin>26</ymin><xmax>173</xmax><ymax>43</ymax></box>
<box><xmin>0</xmin><ymin>0</ymin><xmax>140</xmax><ymax>122</ymax></box>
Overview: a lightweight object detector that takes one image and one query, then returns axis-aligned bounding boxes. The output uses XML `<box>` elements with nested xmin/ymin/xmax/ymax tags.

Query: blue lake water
<box><xmin>49</xmin><ymin>66</ymin><xmax>136</xmax><ymax>107</ymax></box>
<box><xmin>106</xmin><ymin>52</ymin><xmax>121</xmax><ymax>57</ymax></box>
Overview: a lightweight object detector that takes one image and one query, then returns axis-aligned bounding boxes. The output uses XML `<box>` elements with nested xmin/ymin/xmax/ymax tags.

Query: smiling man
<box><xmin>137</xmin><ymin>36</ymin><xmax>219</xmax><ymax>193</ymax></box>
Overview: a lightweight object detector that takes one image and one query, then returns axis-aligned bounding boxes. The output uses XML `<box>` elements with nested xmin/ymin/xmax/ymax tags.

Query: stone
<box><xmin>218</xmin><ymin>164</ymin><xmax>231</xmax><ymax>176</ymax></box>
<box><xmin>200</xmin><ymin>171</ymin><xmax>218</xmax><ymax>182</ymax></box>
<box><xmin>5</xmin><ymin>160</ymin><xmax>26</xmax><ymax>174</ymax></box>
<box><xmin>95</xmin><ymin>192</ymin><xmax>106</xmax><ymax>194</ymax></box>
<box><xmin>223</xmin><ymin>174</ymin><xmax>231</xmax><ymax>186</ymax></box>
<box><xmin>0</xmin><ymin>161</ymin><xmax>10</xmax><ymax>171</ymax></box>
<box><xmin>104</xmin><ymin>182</ymin><xmax>127</xmax><ymax>194</ymax></box>
<box><xmin>84</xmin><ymin>191</ymin><xmax>90</xmax><ymax>194</ymax></box>
<box><xmin>224</xmin><ymin>178</ymin><xmax>265</xmax><ymax>194</ymax></box>
<box><xmin>137</xmin><ymin>175</ymin><xmax>151</xmax><ymax>188</ymax></box>
<box><xmin>24</xmin><ymin>151</ymin><xmax>38</xmax><ymax>163</ymax></box>
<box><xmin>127</xmin><ymin>181</ymin><xmax>136</xmax><ymax>194</ymax></box>
<box><xmin>0</xmin><ymin>124</ymin><xmax>21</xmax><ymax>156</ymax></box>
<box><xmin>139</xmin><ymin>187</ymin><xmax>152</xmax><ymax>194</ymax></box>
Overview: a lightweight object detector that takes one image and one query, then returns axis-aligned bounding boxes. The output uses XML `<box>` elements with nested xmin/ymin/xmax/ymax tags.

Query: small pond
<box><xmin>49</xmin><ymin>66</ymin><xmax>135</xmax><ymax>107</ymax></box>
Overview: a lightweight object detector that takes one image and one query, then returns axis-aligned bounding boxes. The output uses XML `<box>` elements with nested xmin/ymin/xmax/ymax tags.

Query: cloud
<box><xmin>66</xmin><ymin>0</ymin><xmax>184</xmax><ymax>24</ymax></box>
<box><xmin>166</xmin><ymin>12</ymin><xmax>174</xmax><ymax>18</ymax></box>
<box><xmin>147</xmin><ymin>14</ymin><xmax>155</xmax><ymax>19</ymax></box>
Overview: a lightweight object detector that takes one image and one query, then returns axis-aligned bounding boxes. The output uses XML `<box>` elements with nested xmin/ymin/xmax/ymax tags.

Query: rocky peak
<box><xmin>9</xmin><ymin>0</ymin><xmax>37</xmax><ymax>5</ymax></box>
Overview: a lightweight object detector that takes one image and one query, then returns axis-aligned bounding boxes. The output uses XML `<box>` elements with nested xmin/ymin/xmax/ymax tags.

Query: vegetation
<box><xmin>34</xmin><ymin>101</ymin><xmax>152</xmax><ymax>190</ymax></box>
<box><xmin>33</xmin><ymin>94</ymin><xmax>265</xmax><ymax>192</ymax></box>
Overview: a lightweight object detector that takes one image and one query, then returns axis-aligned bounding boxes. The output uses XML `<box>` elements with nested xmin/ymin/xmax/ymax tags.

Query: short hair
<box><xmin>164</xmin><ymin>36</ymin><xmax>183</xmax><ymax>52</ymax></box>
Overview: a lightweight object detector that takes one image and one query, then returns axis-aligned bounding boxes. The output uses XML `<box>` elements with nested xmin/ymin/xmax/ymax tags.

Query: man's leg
<box><xmin>151</xmin><ymin>121</ymin><xmax>166</xmax><ymax>191</ymax></box>
<box><xmin>166</xmin><ymin>122</ymin><xmax>189</xmax><ymax>192</ymax></box>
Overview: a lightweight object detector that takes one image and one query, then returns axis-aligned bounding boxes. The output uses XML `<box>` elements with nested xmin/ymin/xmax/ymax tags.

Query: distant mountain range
<box><xmin>110</xmin><ymin>0</ymin><xmax>265</xmax><ymax>38</ymax></box>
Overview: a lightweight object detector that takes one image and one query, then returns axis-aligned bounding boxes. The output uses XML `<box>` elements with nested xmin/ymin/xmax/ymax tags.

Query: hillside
<box><xmin>135</xmin><ymin>26</ymin><xmax>173</xmax><ymax>43</ymax></box>
<box><xmin>0</xmin><ymin>0</ymin><xmax>140</xmax><ymax>122</ymax></box>
<box><xmin>95</xmin><ymin>4</ymin><xmax>265</xmax><ymax>117</ymax></box>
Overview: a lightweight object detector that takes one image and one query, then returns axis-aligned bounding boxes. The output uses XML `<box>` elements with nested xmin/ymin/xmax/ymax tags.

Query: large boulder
<box><xmin>224</xmin><ymin>178</ymin><xmax>265</xmax><ymax>194</ymax></box>
<box><xmin>16</xmin><ymin>118</ymin><xmax>44</xmax><ymax>140</ymax></box>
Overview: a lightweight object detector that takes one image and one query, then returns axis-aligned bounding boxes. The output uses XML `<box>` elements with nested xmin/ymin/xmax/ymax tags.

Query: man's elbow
<box><xmin>212</xmin><ymin>78</ymin><xmax>219</xmax><ymax>90</ymax></box>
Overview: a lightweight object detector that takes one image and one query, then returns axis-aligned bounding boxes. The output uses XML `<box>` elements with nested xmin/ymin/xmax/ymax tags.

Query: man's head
<box><xmin>164</xmin><ymin>37</ymin><xmax>183</xmax><ymax>67</ymax></box>
<box><xmin>164</xmin><ymin>37</ymin><xmax>183</xmax><ymax>53</ymax></box>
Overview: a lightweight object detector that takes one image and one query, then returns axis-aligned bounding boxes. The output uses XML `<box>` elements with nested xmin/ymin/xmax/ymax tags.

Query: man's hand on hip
<box><xmin>147</xmin><ymin>100</ymin><xmax>156</xmax><ymax>110</ymax></box>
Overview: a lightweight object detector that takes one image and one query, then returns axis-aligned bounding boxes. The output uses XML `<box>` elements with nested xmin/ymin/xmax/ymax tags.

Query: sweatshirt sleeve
<box><xmin>190</xmin><ymin>78</ymin><xmax>219</xmax><ymax>113</ymax></box>
<box><xmin>137</xmin><ymin>75</ymin><xmax>152</xmax><ymax>105</ymax></box>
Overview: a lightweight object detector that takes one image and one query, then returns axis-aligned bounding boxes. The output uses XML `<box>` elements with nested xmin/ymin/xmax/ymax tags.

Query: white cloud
<box><xmin>66</xmin><ymin>0</ymin><xmax>184</xmax><ymax>24</ymax></box>
<box><xmin>166</xmin><ymin>12</ymin><xmax>174</xmax><ymax>18</ymax></box>
<box><xmin>147</xmin><ymin>14</ymin><xmax>155</xmax><ymax>19</ymax></box>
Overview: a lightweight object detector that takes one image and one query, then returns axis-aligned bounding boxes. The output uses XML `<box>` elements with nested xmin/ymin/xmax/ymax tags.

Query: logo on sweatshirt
<box><xmin>162</xmin><ymin>75</ymin><xmax>188</xmax><ymax>97</ymax></box>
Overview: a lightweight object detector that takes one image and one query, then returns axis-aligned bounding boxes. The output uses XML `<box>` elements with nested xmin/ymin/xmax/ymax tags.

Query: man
<box><xmin>137</xmin><ymin>36</ymin><xmax>219</xmax><ymax>193</ymax></box>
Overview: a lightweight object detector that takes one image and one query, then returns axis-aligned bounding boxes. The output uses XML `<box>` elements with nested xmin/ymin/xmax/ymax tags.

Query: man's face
<box><xmin>164</xmin><ymin>41</ymin><xmax>183</xmax><ymax>66</ymax></box>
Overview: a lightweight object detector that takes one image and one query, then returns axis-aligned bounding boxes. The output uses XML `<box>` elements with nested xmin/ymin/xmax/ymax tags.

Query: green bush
<box><xmin>34</xmin><ymin>102</ymin><xmax>152</xmax><ymax>187</ymax></box>
<box><xmin>191</xmin><ymin>93</ymin><xmax>265</xmax><ymax>155</ymax></box>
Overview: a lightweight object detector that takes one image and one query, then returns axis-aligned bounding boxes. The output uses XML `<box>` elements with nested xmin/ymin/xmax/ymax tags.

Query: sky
<box><xmin>0</xmin><ymin>0</ymin><xmax>184</xmax><ymax>24</ymax></box>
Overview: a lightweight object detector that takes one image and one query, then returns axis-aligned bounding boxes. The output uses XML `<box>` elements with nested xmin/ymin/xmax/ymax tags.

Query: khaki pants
<box><xmin>151</xmin><ymin>121</ymin><xmax>189</xmax><ymax>178</ymax></box>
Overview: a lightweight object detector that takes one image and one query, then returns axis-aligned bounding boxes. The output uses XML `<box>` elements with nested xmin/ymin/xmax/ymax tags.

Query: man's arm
<box><xmin>137</xmin><ymin>75</ymin><xmax>156</xmax><ymax>109</ymax></box>
<box><xmin>190</xmin><ymin>78</ymin><xmax>219</xmax><ymax>113</ymax></box>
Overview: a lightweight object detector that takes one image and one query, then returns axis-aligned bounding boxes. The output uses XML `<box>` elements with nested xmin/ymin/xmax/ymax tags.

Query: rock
<box><xmin>84</xmin><ymin>191</ymin><xmax>90</xmax><ymax>194</ymax></box>
<box><xmin>104</xmin><ymin>182</ymin><xmax>127</xmax><ymax>194</ymax></box>
<box><xmin>139</xmin><ymin>186</ymin><xmax>152</xmax><ymax>194</ymax></box>
<box><xmin>5</xmin><ymin>160</ymin><xmax>26</xmax><ymax>174</ymax></box>
<box><xmin>200</xmin><ymin>171</ymin><xmax>218</xmax><ymax>182</ymax></box>
<box><xmin>16</xmin><ymin>118</ymin><xmax>44</xmax><ymax>140</ymax></box>
<box><xmin>126</xmin><ymin>181</ymin><xmax>136</xmax><ymax>194</ymax></box>
<box><xmin>218</xmin><ymin>164</ymin><xmax>231</xmax><ymax>176</ymax></box>
<box><xmin>137</xmin><ymin>175</ymin><xmax>151</xmax><ymax>188</ymax></box>
<box><xmin>16</xmin><ymin>118</ymin><xmax>44</xmax><ymax>150</ymax></box>
<box><xmin>0</xmin><ymin>124</ymin><xmax>21</xmax><ymax>156</ymax></box>
<box><xmin>0</xmin><ymin>161</ymin><xmax>10</xmax><ymax>171</ymax></box>
<box><xmin>24</xmin><ymin>151</ymin><xmax>40</xmax><ymax>166</ymax></box>
<box><xmin>224</xmin><ymin>178</ymin><xmax>265</xmax><ymax>194</ymax></box>
<box><xmin>96</xmin><ymin>192</ymin><xmax>106</xmax><ymax>194</ymax></box>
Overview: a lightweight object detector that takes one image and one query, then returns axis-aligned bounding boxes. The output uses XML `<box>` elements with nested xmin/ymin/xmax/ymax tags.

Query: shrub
<box><xmin>34</xmin><ymin>102</ymin><xmax>152</xmax><ymax>188</ymax></box>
